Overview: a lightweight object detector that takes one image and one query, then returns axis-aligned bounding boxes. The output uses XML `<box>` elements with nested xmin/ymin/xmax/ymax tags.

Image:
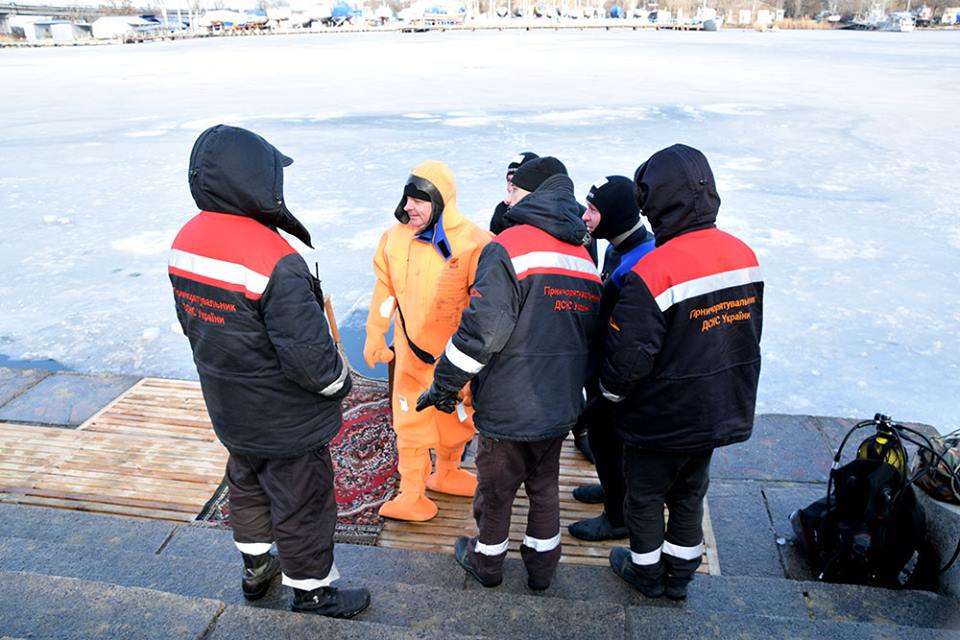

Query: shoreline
<box><xmin>4</xmin><ymin>20</ymin><xmax>959</xmax><ymax>48</ymax></box>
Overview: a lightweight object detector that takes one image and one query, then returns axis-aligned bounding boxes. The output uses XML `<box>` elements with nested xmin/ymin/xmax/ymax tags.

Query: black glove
<box><xmin>416</xmin><ymin>381</ymin><xmax>460</xmax><ymax>414</ymax></box>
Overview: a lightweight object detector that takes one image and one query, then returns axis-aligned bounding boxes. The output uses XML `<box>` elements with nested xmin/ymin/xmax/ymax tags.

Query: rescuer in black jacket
<box><xmin>418</xmin><ymin>157</ymin><xmax>602</xmax><ymax>591</ymax></box>
<box><xmin>168</xmin><ymin>125</ymin><xmax>369</xmax><ymax>618</ymax></box>
<box><xmin>601</xmin><ymin>145</ymin><xmax>764</xmax><ymax>601</ymax></box>
<box><xmin>489</xmin><ymin>151</ymin><xmax>538</xmax><ymax>235</ymax></box>
<box><xmin>568</xmin><ymin>176</ymin><xmax>656</xmax><ymax>543</ymax></box>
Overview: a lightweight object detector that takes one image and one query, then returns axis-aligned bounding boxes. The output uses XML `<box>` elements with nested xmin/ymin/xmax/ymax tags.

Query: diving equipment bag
<box><xmin>790</xmin><ymin>414</ymin><xmax>941</xmax><ymax>589</ymax></box>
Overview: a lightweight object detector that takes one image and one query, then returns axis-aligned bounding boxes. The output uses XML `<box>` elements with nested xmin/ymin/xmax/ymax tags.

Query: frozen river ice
<box><xmin>0</xmin><ymin>28</ymin><xmax>958</xmax><ymax>431</ymax></box>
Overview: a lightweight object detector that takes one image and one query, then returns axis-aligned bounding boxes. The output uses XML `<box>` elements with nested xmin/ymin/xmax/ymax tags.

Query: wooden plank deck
<box><xmin>0</xmin><ymin>377</ymin><xmax>227</xmax><ymax>521</ymax></box>
<box><xmin>380</xmin><ymin>435</ymin><xmax>720</xmax><ymax>575</ymax></box>
<box><xmin>0</xmin><ymin>376</ymin><xmax>719</xmax><ymax>575</ymax></box>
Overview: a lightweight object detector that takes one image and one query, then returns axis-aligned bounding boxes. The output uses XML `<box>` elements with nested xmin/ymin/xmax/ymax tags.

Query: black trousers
<box><xmin>587</xmin><ymin>419</ymin><xmax>626</xmax><ymax>527</ymax></box>
<box><xmin>226</xmin><ymin>446</ymin><xmax>338</xmax><ymax>588</ymax></box>
<box><xmin>623</xmin><ymin>445</ymin><xmax>712</xmax><ymax>582</ymax></box>
<box><xmin>467</xmin><ymin>435</ymin><xmax>566</xmax><ymax>586</ymax></box>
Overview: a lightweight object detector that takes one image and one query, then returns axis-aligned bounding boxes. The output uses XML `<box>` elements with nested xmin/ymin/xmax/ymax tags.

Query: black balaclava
<box><xmin>586</xmin><ymin>175</ymin><xmax>641</xmax><ymax>241</ymax></box>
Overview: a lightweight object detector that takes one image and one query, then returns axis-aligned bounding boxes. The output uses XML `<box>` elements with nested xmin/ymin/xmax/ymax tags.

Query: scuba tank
<box><xmin>855</xmin><ymin>413</ymin><xmax>908</xmax><ymax>474</ymax></box>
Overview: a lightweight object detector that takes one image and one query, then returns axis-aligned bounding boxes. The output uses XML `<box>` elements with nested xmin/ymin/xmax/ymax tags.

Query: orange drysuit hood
<box><xmin>394</xmin><ymin>161</ymin><xmax>459</xmax><ymax>230</ymax></box>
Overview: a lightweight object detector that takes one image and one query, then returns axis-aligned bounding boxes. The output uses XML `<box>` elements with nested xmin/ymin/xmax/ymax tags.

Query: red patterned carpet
<box><xmin>196</xmin><ymin>373</ymin><xmax>396</xmax><ymax>544</ymax></box>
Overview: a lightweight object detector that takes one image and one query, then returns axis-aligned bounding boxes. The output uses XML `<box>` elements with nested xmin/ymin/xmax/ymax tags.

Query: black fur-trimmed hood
<box><xmin>634</xmin><ymin>144</ymin><xmax>720</xmax><ymax>247</ymax></box>
<box><xmin>189</xmin><ymin>125</ymin><xmax>312</xmax><ymax>248</ymax></box>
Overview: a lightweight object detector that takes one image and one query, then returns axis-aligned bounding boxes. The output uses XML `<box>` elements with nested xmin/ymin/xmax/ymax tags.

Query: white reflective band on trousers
<box><xmin>631</xmin><ymin>540</ymin><xmax>705</xmax><ymax>566</ymax></box>
<box><xmin>630</xmin><ymin>547</ymin><xmax>662</xmax><ymax>566</ymax></box>
<box><xmin>663</xmin><ymin>540</ymin><xmax>705</xmax><ymax>560</ymax></box>
<box><xmin>234</xmin><ymin>541</ymin><xmax>273</xmax><ymax>556</ymax></box>
<box><xmin>474</xmin><ymin>538</ymin><xmax>510</xmax><ymax>556</ymax></box>
<box><xmin>282</xmin><ymin>563</ymin><xmax>340</xmax><ymax>590</ymax></box>
<box><xmin>522</xmin><ymin>532</ymin><xmax>561</xmax><ymax>552</ymax></box>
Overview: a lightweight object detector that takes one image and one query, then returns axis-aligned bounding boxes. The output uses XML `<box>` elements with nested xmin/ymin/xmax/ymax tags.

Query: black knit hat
<box><xmin>506</xmin><ymin>151</ymin><xmax>539</xmax><ymax>177</ymax></box>
<box><xmin>511</xmin><ymin>156</ymin><xmax>567</xmax><ymax>193</ymax></box>
<box><xmin>587</xmin><ymin>175</ymin><xmax>641</xmax><ymax>240</ymax></box>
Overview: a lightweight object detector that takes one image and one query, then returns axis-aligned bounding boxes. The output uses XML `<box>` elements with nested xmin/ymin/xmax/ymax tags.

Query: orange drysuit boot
<box><xmin>426</xmin><ymin>397</ymin><xmax>478</xmax><ymax>497</ymax></box>
<box><xmin>364</xmin><ymin>161</ymin><xmax>491</xmax><ymax>522</ymax></box>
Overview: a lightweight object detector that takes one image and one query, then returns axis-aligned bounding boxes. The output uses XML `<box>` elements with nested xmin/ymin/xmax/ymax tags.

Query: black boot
<box><xmin>572</xmin><ymin>484</ymin><xmax>605</xmax><ymax>504</ymax></box>
<box><xmin>241</xmin><ymin>552</ymin><xmax>280</xmax><ymax>601</ymax></box>
<box><xmin>291</xmin><ymin>586</ymin><xmax>371</xmax><ymax>619</ymax></box>
<box><xmin>664</xmin><ymin>575</ymin><xmax>691</xmax><ymax>601</ymax></box>
<box><xmin>663</xmin><ymin>551</ymin><xmax>700</xmax><ymax>601</ymax></box>
<box><xmin>608</xmin><ymin>547</ymin><xmax>664</xmax><ymax>598</ymax></box>
<box><xmin>573</xmin><ymin>429</ymin><xmax>595</xmax><ymax>464</ymax></box>
<box><xmin>454</xmin><ymin>536</ymin><xmax>502</xmax><ymax>588</ymax></box>
<box><xmin>568</xmin><ymin>512</ymin><xmax>628</xmax><ymax>541</ymax></box>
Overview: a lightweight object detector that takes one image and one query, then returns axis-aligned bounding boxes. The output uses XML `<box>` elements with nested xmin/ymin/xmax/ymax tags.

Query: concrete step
<box><xmin>0</xmin><ymin>502</ymin><xmax>177</xmax><ymax>554</ymax></box>
<box><xmin>162</xmin><ymin>523</ymin><xmax>960</xmax><ymax>632</ymax></box>
<box><xmin>0</xmin><ymin>570</ymin><xmax>222</xmax><ymax>640</ymax></box>
<box><xmin>3</xmin><ymin>564</ymin><xmax>955</xmax><ymax>640</ymax></box>
<box><xmin>0</xmin><ymin>570</ymin><xmax>481</xmax><ymax>640</ymax></box>
<box><xmin>0</xmin><ymin>533</ymin><xmax>619</xmax><ymax>639</ymax></box>
<box><xmin>206</xmin><ymin>604</ymin><xmax>485</xmax><ymax>640</ymax></box>
<box><xmin>2</xmin><ymin>503</ymin><xmax>958</xmax><ymax>634</ymax></box>
<box><xmin>627</xmin><ymin>608</ymin><xmax>960</xmax><ymax>640</ymax></box>
<box><xmin>1</xmin><ymin>528</ymin><xmax>958</xmax><ymax>636</ymax></box>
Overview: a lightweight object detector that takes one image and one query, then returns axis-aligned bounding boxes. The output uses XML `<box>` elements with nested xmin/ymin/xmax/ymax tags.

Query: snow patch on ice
<box><xmin>819</xmin><ymin>184</ymin><xmax>853</xmax><ymax>193</ymax></box>
<box><xmin>717</xmin><ymin>215</ymin><xmax>750</xmax><ymax>234</ymax></box>
<box><xmin>783</xmin><ymin>394</ymin><xmax>814</xmax><ymax>410</ymax></box>
<box><xmin>701</xmin><ymin>103</ymin><xmax>771</xmax><ymax>116</ymax></box>
<box><xmin>811</xmin><ymin>237</ymin><xmax>881</xmax><ymax>261</ymax></box>
<box><xmin>919</xmin><ymin>340</ymin><xmax>944</xmax><ymax>356</ymax></box>
<box><xmin>180</xmin><ymin>115</ymin><xmax>245</xmax><ymax>130</ymax></box>
<box><xmin>948</xmin><ymin>228</ymin><xmax>960</xmax><ymax>249</ymax></box>
<box><xmin>126</xmin><ymin>130</ymin><xmax>168</xmax><ymax>138</ymax></box>
<box><xmin>294</xmin><ymin>208</ymin><xmax>348</xmax><ymax>224</ymax></box>
<box><xmin>752</xmin><ymin>228</ymin><xmax>803</xmax><ymax>248</ymax></box>
<box><xmin>444</xmin><ymin>116</ymin><xmax>496</xmax><ymax>127</ymax></box>
<box><xmin>110</xmin><ymin>230</ymin><xmax>176</xmax><ymax>256</ymax></box>
<box><xmin>715</xmin><ymin>175</ymin><xmax>754</xmax><ymax>192</ymax></box>
<box><xmin>142</xmin><ymin>327</ymin><xmax>160</xmax><ymax>342</ymax></box>
<box><xmin>718</xmin><ymin>157</ymin><xmax>764</xmax><ymax>172</ymax></box>
<box><xmin>402</xmin><ymin>113</ymin><xmax>438</xmax><ymax>119</ymax></box>
<box><xmin>342</xmin><ymin>228</ymin><xmax>383</xmax><ymax>251</ymax></box>
<box><xmin>342</xmin><ymin>291</ymin><xmax>373</xmax><ymax>326</ymax></box>
<box><xmin>42</xmin><ymin>215</ymin><xmax>72</xmax><ymax>225</ymax></box>
<box><xmin>520</xmin><ymin>107</ymin><xmax>652</xmax><ymax>124</ymax></box>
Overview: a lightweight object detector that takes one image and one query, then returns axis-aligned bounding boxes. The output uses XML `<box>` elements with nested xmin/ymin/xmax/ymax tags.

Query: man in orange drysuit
<box><xmin>364</xmin><ymin>161</ymin><xmax>491</xmax><ymax>522</ymax></box>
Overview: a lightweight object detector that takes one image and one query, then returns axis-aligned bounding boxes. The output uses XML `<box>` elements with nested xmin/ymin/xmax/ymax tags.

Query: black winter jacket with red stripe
<box><xmin>600</xmin><ymin>145</ymin><xmax>763</xmax><ymax>453</ymax></box>
<box><xmin>169</xmin><ymin>126</ymin><xmax>350</xmax><ymax>458</ymax></box>
<box><xmin>433</xmin><ymin>175</ymin><xmax>602</xmax><ymax>441</ymax></box>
